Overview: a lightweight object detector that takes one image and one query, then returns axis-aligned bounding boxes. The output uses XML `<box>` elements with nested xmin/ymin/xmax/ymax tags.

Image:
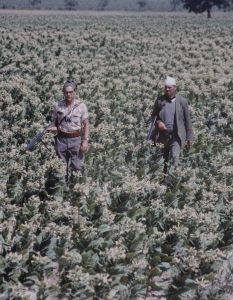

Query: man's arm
<box><xmin>151</xmin><ymin>98</ymin><xmax>159</xmax><ymax>118</ymax></box>
<box><xmin>47</xmin><ymin>125</ymin><xmax>57</xmax><ymax>133</ymax></box>
<box><xmin>152</xmin><ymin>97</ymin><xmax>167</xmax><ymax>131</ymax></box>
<box><xmin>183</xmin><ymin>99</ymin><xmax>193</xmax><ymax>145</ymax></box>
<box><xmin>47</xmin><ymin>104</ymin><xmax>58</xmax><ymax>133</ymax></box>
<box><xmin>81</xmin><ymin>118</ymin><xmax>90</xmax><ymax>152</ymax></box>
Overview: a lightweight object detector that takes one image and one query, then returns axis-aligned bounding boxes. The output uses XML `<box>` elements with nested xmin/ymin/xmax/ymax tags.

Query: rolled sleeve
<box><xmin>80</xmin><ymin>103</ymin><xmax>89</xmax><ymax>122</ymax></box>
<box><xmin>51</xmin><ymin>103</ymin><xmax>58</xmax><ymax>122</ymax></box>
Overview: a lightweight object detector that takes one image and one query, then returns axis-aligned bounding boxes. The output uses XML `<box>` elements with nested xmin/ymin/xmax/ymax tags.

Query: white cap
<box><xmin>164</xmin><ymin>76</ymin><xmax>176</xmax><ymax>86</ymax></box>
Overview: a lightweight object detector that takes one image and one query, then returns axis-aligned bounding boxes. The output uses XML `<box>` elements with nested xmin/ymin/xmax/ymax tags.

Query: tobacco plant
<box><xmin>1</xmin><ymin>12</ymin><xmax>233</xmax><ymax>300</ymax></box>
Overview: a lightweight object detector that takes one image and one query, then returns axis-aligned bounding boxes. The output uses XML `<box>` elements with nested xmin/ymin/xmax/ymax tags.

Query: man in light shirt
<box><xmin>48</xmin><ymin>80</ymin><xmax>90</xmax><ymax>183</ymax></box>
<box><xmin>151</xmin><ymin>76</ymin><xmax>193</xmax><ymax>174</ymax></box>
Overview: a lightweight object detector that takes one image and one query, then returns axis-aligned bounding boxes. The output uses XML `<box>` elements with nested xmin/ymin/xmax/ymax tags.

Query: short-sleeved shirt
<box><xmin>52</xmin><ymin>99</ymin><xmax>89</xmax><ymax>132</ymax></box>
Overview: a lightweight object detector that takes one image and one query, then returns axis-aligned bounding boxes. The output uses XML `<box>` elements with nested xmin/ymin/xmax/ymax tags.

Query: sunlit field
<box><xmin>1</xmin><ymin>10</ymin><xmax>233</xmax><ymax>299</ymax></box>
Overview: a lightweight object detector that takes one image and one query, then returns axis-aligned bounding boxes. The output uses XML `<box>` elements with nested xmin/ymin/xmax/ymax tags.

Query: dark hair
<box><xmin>62</xmin><ymin>80</ymin><xmax>78</xmax><ymax>91</ymax></box>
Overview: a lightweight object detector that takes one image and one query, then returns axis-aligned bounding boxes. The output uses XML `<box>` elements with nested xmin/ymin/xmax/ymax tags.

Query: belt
<box><xmin>58</xmin><ymin>129</ymin><xmax>82</xmax><ymax>138</ymax></box>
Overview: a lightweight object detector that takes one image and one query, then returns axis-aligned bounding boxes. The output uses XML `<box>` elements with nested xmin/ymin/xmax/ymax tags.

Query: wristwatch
<box><xmin>84</xmin><ymin>137</ymin><xmax>89</xmax><ymax>141</ymax></box>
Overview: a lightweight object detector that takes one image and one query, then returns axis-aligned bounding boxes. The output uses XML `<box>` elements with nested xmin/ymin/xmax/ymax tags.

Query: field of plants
<box><xmin>1</xmin><ymin>11</ymin><xmax>233</xmax><ymax>300</ymax></box>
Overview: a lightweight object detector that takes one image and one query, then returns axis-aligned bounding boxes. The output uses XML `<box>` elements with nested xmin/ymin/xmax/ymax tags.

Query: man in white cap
<box><xmin>151</xmin><ymin>76</ymin><xmax>193</xmax><ymax>174</ymax></box>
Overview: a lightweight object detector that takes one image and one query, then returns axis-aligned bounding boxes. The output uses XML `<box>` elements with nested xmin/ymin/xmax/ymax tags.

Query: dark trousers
<box><xmin>157</xmin><ymin>132</ymin><xmax>181</xmax><ymax>174</ymax></box>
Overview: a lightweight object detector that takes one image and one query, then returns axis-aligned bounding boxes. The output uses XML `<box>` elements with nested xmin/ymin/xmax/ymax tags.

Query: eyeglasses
<box><xmin>64</xmin><ymin>91</ymin><xmax>75</xmax><ymax>94</ymax></box>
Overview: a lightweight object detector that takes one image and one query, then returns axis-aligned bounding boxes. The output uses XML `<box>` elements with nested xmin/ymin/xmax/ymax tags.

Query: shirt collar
<box><xmin>63</xmin><ymin>99</ymin><xmax>79</xmax><ymax>107</ymax></box>
<box><xmin>166</xmin><ymin>97</ymin><xmax>176</xmax><ymax>103</ymax></box>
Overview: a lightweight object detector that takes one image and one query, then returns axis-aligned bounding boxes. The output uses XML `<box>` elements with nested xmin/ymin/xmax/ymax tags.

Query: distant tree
<box><xmin>137</xmin><ymin>0</ymin><xmax>147</xmax><ymax>9</ymax></box>
<box><xmin>170</xmin><ymin>0</ymin><xmax>180</xmax><ymax>11</ymax></box>
<box><xmin>98</xmin><ymin>0</ymin><xmax>109</xmax><ymax>10</ymax></box>
<box><xmin>180</xmin><ymin>0</ymin><xmax>230</xmax><ymax>18</ymax></box>
<box><xmin>29</xmin><ymin>0</ymin><xmax>41</xmax><ymax>9</ymax></box>
<box><xmin>64</xmin><ymin>0</ymin><xmax>78</xmax><ymax>10</ymax></box>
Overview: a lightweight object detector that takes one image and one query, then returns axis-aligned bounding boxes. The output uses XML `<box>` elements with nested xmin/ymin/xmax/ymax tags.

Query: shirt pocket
<box><xmin>72</xmin><ymin>113</ymin><xmax>82</xmax><ymax>124</ymax></box>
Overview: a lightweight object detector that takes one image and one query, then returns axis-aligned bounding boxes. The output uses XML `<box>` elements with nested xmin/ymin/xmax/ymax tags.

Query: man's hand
<box><xmin>158</xmin><ymin>121</ymin><xmax>167</xmax><ymax>131</ymax></box>
<box><xmin>46</xmin><ymin>126</ymin><xmax>57</xmax><ymax>133</ymax></box>
<box><xmin>81</xmin><ymin>139</ymin><xmax>89</xmax><ymax>152</ymax></box>
<box><xmin>187</xmin><ymin>140</ymin><xmax>193</xmax><ymax>147</ymax></box>
<box><xmin>82</xmin><ymin>119</ymin><xmax>90</xmax><ymax>152</ymax></box>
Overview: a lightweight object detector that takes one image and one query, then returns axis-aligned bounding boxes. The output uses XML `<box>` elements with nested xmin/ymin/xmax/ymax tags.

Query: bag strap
<box><xmin>58</xmin><ymin>102</ymin><xmax>83</xmax><ymax>127</ymax></box>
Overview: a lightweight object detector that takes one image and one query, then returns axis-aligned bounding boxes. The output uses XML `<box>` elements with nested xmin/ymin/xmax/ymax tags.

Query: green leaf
<box><xmin>204</xmin><ymin>274</ymin><xmax>215</xmax><ymax>281</ymax></box>
<box><xmin>61</xmin><ymin>283</ymin><xmax>71</xmax><ymax>292</ymax></box>
<box><xmin>129</xmin><ymin>241</ymin><xmax>143</xmax><ymax>253</ymax></box>
<box><xmin>149</xmin><ymin>267</ymin><xmax>162</xmax><ymax>277</ymax></box>
<box><xmin>146</xmin><ymin>227</ymin><xmax>154</xmax><ymax>236</ymax></box>
<box><xmin>53</xmin><ymin>195</ymin><xmax>63</xmax><ymax>201</ymax></box>
<box><xmin>18</xmin><ymin>249</ymin><xmax>28</xmax><ymax>256</ymax></box>
<box><xmin>44</xmin><ymin>262</ymin><xmax>58</xmax><ymax>270</ymax></box>
<box><xmin>161</xmin><ymin>256</ymin><xmax>173</xmax><ymax>262</ymax></box>
<box><xmin>151</xmin><ymin>256</ymin><xmax>161</xmax><ymax>267</ymax></box>
<box><xmin>127</xmin><ymin>207</ymin><xmax>137</xmax><ymax>218</ymax></box>
<box><xmin>98</xmin><ymin>224</ymin><xmax>112</xmax><ymax>233</ymax></box>
<box><xmin>55</xmin><ymin>247</ymin><xmax>65</xmax><ymax>257</ymax></box>
<box><xmin>125</xmin><ymin>253</ymin><xmax>134</xmax><ymax>262</ymax></box>
<box><xmin>86</xmin><ymin>268</ymin><xmax>96</xmax><ymax>275</ymax></box>
<box><xmin>161</xmin><ymin>244</ymin><xmax>172</xmax><ymax>255</ymax></box>
<box><xmin>58</xmin><ymin>257</ymin><xmax>69</xmax><ymax>268</ymax></box>
<box><xmin>159</xmin><ymin>262</ymin><xmax>170</xmax><ymax>270</ymax></box>
<box><xmin>111</xmin><ymin>284</ymin><xmax>127</xmax><ymax>291</ymax></box>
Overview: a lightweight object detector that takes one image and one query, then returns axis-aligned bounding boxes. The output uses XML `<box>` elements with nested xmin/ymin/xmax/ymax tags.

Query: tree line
<box><xmin>2</xmin><ymin>0</ymin><xmax>233</xmax><ymax>18</ymax></box>
<box><xmin>137</xmin><ymin>0</ymin><xmax>231</xmax><ymax>18</ymax></box>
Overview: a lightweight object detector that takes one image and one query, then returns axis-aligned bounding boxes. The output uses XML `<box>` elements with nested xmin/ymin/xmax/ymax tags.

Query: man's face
<box><xmin>164</xmin><ymin>85</ymin><xmax>176</xmax><ymax>99</ymax></box>
<box><xmin>63</xmin><ymin>86</ymin><xmax>76</xmax><ymax>103</ymax></box>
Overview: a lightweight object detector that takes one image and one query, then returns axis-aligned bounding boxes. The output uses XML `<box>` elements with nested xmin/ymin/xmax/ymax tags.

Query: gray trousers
<box><xmin>157</xmin><ymin>132</ymin><xmax>181</xmax><ymax>174</ymax></box>
<box><xmin>55</xmin><ymin>135</ymin><xmax>83</xmax><ymax>172</ymax></box>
